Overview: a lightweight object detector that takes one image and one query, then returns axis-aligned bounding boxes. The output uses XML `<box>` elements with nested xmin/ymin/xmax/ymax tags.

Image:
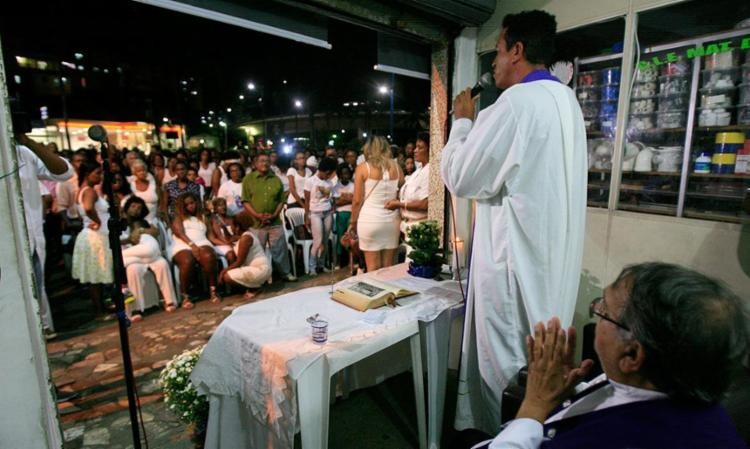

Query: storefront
<box><xmin>29</xmin><ymin>119</ymin><xmax>157</xmax><ymax>151</ymax></box>
<box><xmin>475</xmin><ymin>0</ymin><xmax>750</xmax><ymax>333</ymax></box>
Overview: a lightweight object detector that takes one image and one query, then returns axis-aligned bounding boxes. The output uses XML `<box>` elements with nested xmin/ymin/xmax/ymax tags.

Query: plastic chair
<box><xmin>284</xmin><ymin>207</ymin><xmax>313</xmax><ymax>274</ymax></box>
<box><xmin>280</xmin><ymin>206</ymin><xmax>298</xmax><ymax>277</ymax></box>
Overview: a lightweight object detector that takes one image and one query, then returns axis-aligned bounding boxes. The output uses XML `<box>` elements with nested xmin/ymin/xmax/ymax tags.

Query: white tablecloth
<box><xmin>191</xmin><ymin>264</ymin><xmax>465</xmax><ymax>448</ymax></box>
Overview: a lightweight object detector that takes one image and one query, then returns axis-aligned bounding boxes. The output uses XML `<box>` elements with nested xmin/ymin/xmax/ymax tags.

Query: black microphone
<box><xmin>450</xmin><ymin>72</ymin><xmax>494</xmax><ymax>115</ymax></box>
<box><xmin>470</xmin><ymin>72</ymin><xmax>494</xmax><ymax>97</ymax></box>
<box><xmin>88</xmin><ymin>124</ymin><xmax>108</xmax><ymax>143</ymax></box>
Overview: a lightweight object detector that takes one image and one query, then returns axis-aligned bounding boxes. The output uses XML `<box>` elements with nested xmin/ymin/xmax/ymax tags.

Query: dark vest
<box><xmin>541</xmin><ymin>399</ymin><xmax>746</xmax><ymax>449</ymax></box>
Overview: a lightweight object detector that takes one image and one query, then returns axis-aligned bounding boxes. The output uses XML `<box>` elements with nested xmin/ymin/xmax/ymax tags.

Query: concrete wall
<box><xmin>0</xmin><ymin>44</ymin><xmax>61</xmax><ymax>448</ymax></box>
<box><xmin>574</xmin><ymin>209</ymin><xmax>750</xmax><ymax>331</ymax></box>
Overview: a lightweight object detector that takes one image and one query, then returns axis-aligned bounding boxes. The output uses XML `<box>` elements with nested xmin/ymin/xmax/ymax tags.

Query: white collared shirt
<box><xmin>399</xmin><ymin>162</ymin><xmax>429</xmax><ymax>221</ymax></box>
<box><xmin>485</xmin><ymin>374</ymin><xmax>668</xmax><ymax>449</ymax></box>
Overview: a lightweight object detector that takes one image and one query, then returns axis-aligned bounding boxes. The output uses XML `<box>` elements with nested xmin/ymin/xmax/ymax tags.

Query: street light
<box><xmin>378</xmin><ymin>76</ymin><xmax>395</xmax><ymax>138</ymax></box>
<box><xmin>219</xmin><ymin>121</ymin><xmax>228</xmax><ymax>150</ymax></box>
<box><xmin>247</xmin><ymin>82</ymin><xmax>256</xmax><ymax>91</ymax></box>
<box><xmin>238</xmin><ymin>94</ymin><xmax>244</xmax><ymax>100</ymax></box>
<box><xmin>294</xmin><ymin>99</ymin><xmax>303</xmax><ymax>109</ymax></box>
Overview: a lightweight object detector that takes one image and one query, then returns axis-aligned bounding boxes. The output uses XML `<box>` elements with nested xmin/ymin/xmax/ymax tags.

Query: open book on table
<box><xmin>331</xmin><ymin>279</ymin><xmax>417</xmax><ymax>311</ymax></box>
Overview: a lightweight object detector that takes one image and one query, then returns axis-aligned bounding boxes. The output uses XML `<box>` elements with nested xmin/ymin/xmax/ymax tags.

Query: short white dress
<box><xmin>170</xmin><ymin>216</ymin><xmax>214</xmax><ymax>258</ymax></box>
<box><xmin>226</xmin><ymin>231</ymin><xmax>272</xmax><ymax>288</ymax></box>
<box><xmin>72</xmin><ymin>186</ymin><xmax>113</xmax><ymax>283</ymax></box>
<box><xmin>357</xmin><ymin>162</ymin><xmax>401</xmax><ymax>251</ymax></box>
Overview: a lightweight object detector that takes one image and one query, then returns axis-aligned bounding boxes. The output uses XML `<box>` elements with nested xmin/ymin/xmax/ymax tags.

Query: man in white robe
<box><xmin>441</xmin><ymin>10</ymin><xmax>587</xmax><ymax>434</ymax></box>
<box><xmin>16</xmin><ymin>133</ymin><xmax>74</xmax><ymax>337</ymax></box>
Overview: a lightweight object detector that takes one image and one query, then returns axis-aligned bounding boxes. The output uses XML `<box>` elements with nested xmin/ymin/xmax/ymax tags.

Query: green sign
<box><xmin>637</xmin><ymin>36</ymin><xmax>750</xmax><ymax>71</ymax></box>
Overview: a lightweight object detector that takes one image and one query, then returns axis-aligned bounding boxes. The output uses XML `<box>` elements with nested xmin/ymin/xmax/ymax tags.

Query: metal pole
<box><xmin>97</xmin><ymin>135</ymin><xmax>142</xmax><ymax>449</ymax></box>
<box><xmin>389</xmin><ymin>73</ymin><xmax>394</xmax><ymax>138</ymax></box>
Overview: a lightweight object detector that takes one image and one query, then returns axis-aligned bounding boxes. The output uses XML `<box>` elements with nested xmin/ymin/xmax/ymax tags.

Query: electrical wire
<box><xmin>133</xmin><ymin>380</ymin><xmax>150</xmax><ymax>449</ymax></box>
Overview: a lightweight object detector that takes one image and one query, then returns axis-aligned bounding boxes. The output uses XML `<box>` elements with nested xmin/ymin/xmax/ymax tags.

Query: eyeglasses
<box><xmin>589</xmin><ymin>297</ymin><xmax>630</xmax><ymax>331</ymax></box>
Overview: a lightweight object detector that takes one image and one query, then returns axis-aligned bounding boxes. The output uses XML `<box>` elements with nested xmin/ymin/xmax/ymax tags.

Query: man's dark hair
<box><xmin>318</xmin><ymin>157</ymin><xmax>338</xmax><ymax>173</ymax></box>
<box><xmin>501</xmin><ymin>10</ymin><xmax>557</xmax><ymax>66</ymax></box>
<box><xmin>615</xmin><ymin>262</ymin><xmax>749</xmax><ymax>404</ymax></box>
<box><xmin>417</xmin><ymin>132</ymin><xmax>430</xmax><ymax>147</ymax></box>
<box><xmin>227</xmin><ymin>162</ymin><xmax>246</xmax><ymax>178</ymax></box>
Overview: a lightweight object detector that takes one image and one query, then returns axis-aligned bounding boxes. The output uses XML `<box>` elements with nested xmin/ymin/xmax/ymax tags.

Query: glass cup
<box><xmin>311</xmin><ymin>320</ymin><xmax>328</xmax><ymax>345</ymax></box>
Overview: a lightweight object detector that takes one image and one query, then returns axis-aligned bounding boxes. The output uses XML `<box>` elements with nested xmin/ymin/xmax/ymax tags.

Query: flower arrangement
<box><xmin>159</xmin><ymin>345</ymin><xmax>209</xmax><ymax>426</ymax></box>
<box><xmin>406</xmin><ymin>220</ymin><xmax>443</xmax><ymax>278</ymax></box>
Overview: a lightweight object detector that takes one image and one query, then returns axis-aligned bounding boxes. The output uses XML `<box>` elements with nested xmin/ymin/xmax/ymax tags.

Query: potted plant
<box><xmin>406</xmin><ymin>220</ymin><xmax>443</xmax><ymax>278</ymax></box>
<box><xmin>159</xmin><ymin>346</ymin><xmax>209</xmax><ymax>448</ymax></box>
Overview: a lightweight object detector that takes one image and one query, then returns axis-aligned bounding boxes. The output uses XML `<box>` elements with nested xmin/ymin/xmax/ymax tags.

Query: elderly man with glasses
<box><xmin>472</xmin><ymin>262</ymin><xmax>748</xmax><ymax>449</ymax></box>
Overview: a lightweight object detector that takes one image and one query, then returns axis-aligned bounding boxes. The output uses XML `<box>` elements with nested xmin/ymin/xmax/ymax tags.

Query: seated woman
<box><xmin>170</xmin><ymin>191</ymin><xmax>220</xmax><ymax>307</ymax></box>
<box><xmin>207</xmin><ymin>197</ymin><xmax>240</xmax><ymax>265</ymax></box>
<box><xmin>219</xmin><ymin>228</ymin><xmax>271</xmax><ymax>300</ymax></box>
<box><xmin>122</xmin><ymin>219</ymin><xmax>179</xmax><ymax>319</ymax></box>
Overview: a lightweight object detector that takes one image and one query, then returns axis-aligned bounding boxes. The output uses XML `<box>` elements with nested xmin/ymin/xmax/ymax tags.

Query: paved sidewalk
<box><xmin>48</xmin><ymin>270</ymin><xmax>354</xmax><ymax>448</ymax></box>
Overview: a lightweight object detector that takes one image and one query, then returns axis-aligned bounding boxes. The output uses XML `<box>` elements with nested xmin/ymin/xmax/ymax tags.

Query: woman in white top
<box><xmin>197</xmin><ymin>149</ymin><xmax>216</xmax><ymax>188</ymax></box>
<box><xmin>219</xmin><ymin>229</ymin><xmax>272</xmax><ymax>300</ymax></box>
<box><xmin>303</xmin><ymin>157</ymin><xmax>337</xmax><ymax>274</ymax></box>
<box><xmin>71</xmin><ymin>160</ymin><xmax>113</xmax><ymax>316</ymax></box>
<box><xmin>387</xmin><ymin>133</ymin><xmax>430</xmax><ymax>233</ymax></box>
<box><xmin>286</xmin><ymin>151</ymin><xmax>312</xmax><ymax>208</ymax></box>
<box><xmin>216</xmin><ymin>163</ymin><xmax>245</xmax><ymax>216</ymax></box>
<box><xmin>162</xmin><ymin>156</ymin><xmax>178</xmax><ymax>185</ymax></box>
<box><xmin>349</xmin><ymin>136</ymin><xmax>404</xmax><ymax>272</ymax></box>
<box><xmin>130</xmin><ymin>159</ymin><xmax>160</xmax><ymax>223</ymax></box>
<box><xmin>333</xmin><ymin>164</ymin><xmax>355</xmax><ymax>268</ymax></box>
<box><xmin>171</xmin><ymin>191</ymin><xmax>220</xmax><ymax>307</ymax></box>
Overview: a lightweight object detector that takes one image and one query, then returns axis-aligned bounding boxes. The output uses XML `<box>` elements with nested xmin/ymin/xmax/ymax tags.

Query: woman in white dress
<box><xmin>130</xmin><ymin>159</ymin><xmax>159</xmax><ymax>223</ymax></box>
<box><xmin>349</xmin><ymin>136</ymin><xmax>404</xmax><ymax>272</ymax></box>
<box><xmin>286</xmin><ymin>151</ymin><xmax>311</xmax><ymax>208</ymax></box>
<box><xmin>219</xmin><ymin>229</ymin><xmax>272</xmax><ymax>300</ymax></box>
<box><xmin>72</xmin><ymin>159</ymin><xmax>113</xmax><ymax>316</ymax></box>
<box><xmin>171</xmin><ymin>191</ymin><xmax>220</xmax><ymax>307</ymax></box>
<box><xmin>197</xmin><ymin>148</ymin><xmax>216</xmax><ymax>190</ymax></box>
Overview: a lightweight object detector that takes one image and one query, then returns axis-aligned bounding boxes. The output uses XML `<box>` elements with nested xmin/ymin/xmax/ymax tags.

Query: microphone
<box><xmin>88</xmin><ymin>125</ymin><xmax>108</xmax><ymax>143</ymax></box>
<box><xmin>450</xmin><ymin>72</ymin><xmax>494</xmax><ymax>115</ymax></box>
<box><xmin>470</xmin><ymin>72</ymin><xmax>494</xmax><ymax>97</ymax></box>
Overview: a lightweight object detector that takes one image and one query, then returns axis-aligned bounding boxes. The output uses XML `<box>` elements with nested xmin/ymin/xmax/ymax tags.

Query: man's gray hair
<box><xmin>615</xmin><ymin>262</ymin><xmax>749</xmax><ymax>404</ymax></box>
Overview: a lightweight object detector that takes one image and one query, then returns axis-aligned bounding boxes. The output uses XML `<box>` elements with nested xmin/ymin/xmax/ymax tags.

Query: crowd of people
<box><xmin>20</xmin><ymin>130</ymin><xmax>432</xmax><ymax>329</ymax></box>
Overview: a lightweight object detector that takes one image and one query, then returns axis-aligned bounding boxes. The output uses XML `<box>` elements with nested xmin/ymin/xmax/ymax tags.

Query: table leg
<box><xmin>422</xmin><ymin>306</ymin><xmax>463</xmax><ymax>449</ymax></box>
<box><xmin>297</xmin><ymin>356</ymin><xmax>331</xmax><ymax>449</ymax></box>
<box><xmin>410</xmin><ymin>333</ymin><xmax>427</xmax><ymax>449</ymax></box>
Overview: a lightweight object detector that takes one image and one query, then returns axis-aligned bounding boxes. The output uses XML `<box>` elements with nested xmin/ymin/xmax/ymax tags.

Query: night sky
<box><xmin>0</xmin><ymin>0</ymin><xmax>431</xmax><ymax>133</ymax></box>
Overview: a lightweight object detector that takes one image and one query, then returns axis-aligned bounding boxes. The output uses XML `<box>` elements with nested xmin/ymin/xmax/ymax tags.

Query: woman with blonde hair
<box><xmin>348</xmin><ymin>135</ymin><xmax>404</xmax><ymax>271</ymax></box>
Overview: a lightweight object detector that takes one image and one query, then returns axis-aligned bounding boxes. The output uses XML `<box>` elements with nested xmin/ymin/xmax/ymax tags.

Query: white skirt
<box><xmin>357</xmin><ymin>219</ymin><xmax>400</xmax><ymax>251</ymax></box>
<box><xmin>72</xmin><ymin>229</ymin><xmax>113</xmax><ymax>284</ymax></box>
<box><xmin>226</xmin><ymin>261</ymin><xmax>272</xmax><ymax>288</ymax></box>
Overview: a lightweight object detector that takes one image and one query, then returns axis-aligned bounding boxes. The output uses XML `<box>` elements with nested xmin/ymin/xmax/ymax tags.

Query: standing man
<box><xmin>441</xmin><ymin>10</ymin><xmax>587</xmax><ymax>434</ymax></box>
<box><xmin>241</xmin><ymin>153</ymin><xmax>297</xmax><ymax>282</ymax></box>
<box><xmin>16</xmin><ymin>133</ymin><xmax>74</xmax><ymax>339</ymax></box>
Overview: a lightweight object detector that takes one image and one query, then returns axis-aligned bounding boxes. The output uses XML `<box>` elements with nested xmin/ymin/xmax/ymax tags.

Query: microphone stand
<box><xmin>99</xmin><ymin>138</ymin><xmax>142</xmax><ymax>449</ymax></box>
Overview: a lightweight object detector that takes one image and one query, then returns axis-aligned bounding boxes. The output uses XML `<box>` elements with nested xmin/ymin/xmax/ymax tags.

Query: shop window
<box><xmin>621</xmin><ymin>0</ymin><xmax>750</xmax><ymax>223</ymax></box>
<box><xmin>563</xmin><ymin>17</ymin><xmax>626</xmax><ymax>209</ymax></box>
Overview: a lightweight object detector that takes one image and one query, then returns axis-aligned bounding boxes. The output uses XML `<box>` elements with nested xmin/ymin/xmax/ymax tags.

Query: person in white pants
<box><xmin>122</xmin><ymin>220</ymin><xmax>178</xmax><ymax>319</ymax></box>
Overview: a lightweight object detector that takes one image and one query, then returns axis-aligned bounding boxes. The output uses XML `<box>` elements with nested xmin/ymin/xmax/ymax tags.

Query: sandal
<box><xmin>209</xmin><ymin>287</ymin><xmax>222</xmax><ymax>304</ymax></box>
<box><xmin>130</xmin><ymin>314</ymin><xmax>143</xmax><ymax>323</ymax></box>
<box><xmin>181</xmin><ymin>295</ymin><xmax>195</xmax><ymax>310</ymax></box>
<box><xmin>165</xmin><ymin>304</ymin><xmax>177</xmax><ymax>313</ymax></box>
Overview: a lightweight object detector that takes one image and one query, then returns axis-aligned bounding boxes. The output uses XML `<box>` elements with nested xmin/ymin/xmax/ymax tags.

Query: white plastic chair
<box><xmin>284</xmin><ymin>207</ymin><xmax>313</xmax><ymax>274</ymax></box>
<box><xmin>280</xmin><ymin>206</ymin><xmax>298</xmax><ymax>277</ymax></box>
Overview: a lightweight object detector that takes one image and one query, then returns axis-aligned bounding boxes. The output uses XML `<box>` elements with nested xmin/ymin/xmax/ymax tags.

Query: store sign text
<box><xmin>637</xmin><ymin>36</ymin><xmax>750</xmax><ymax>71</ymax></box>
